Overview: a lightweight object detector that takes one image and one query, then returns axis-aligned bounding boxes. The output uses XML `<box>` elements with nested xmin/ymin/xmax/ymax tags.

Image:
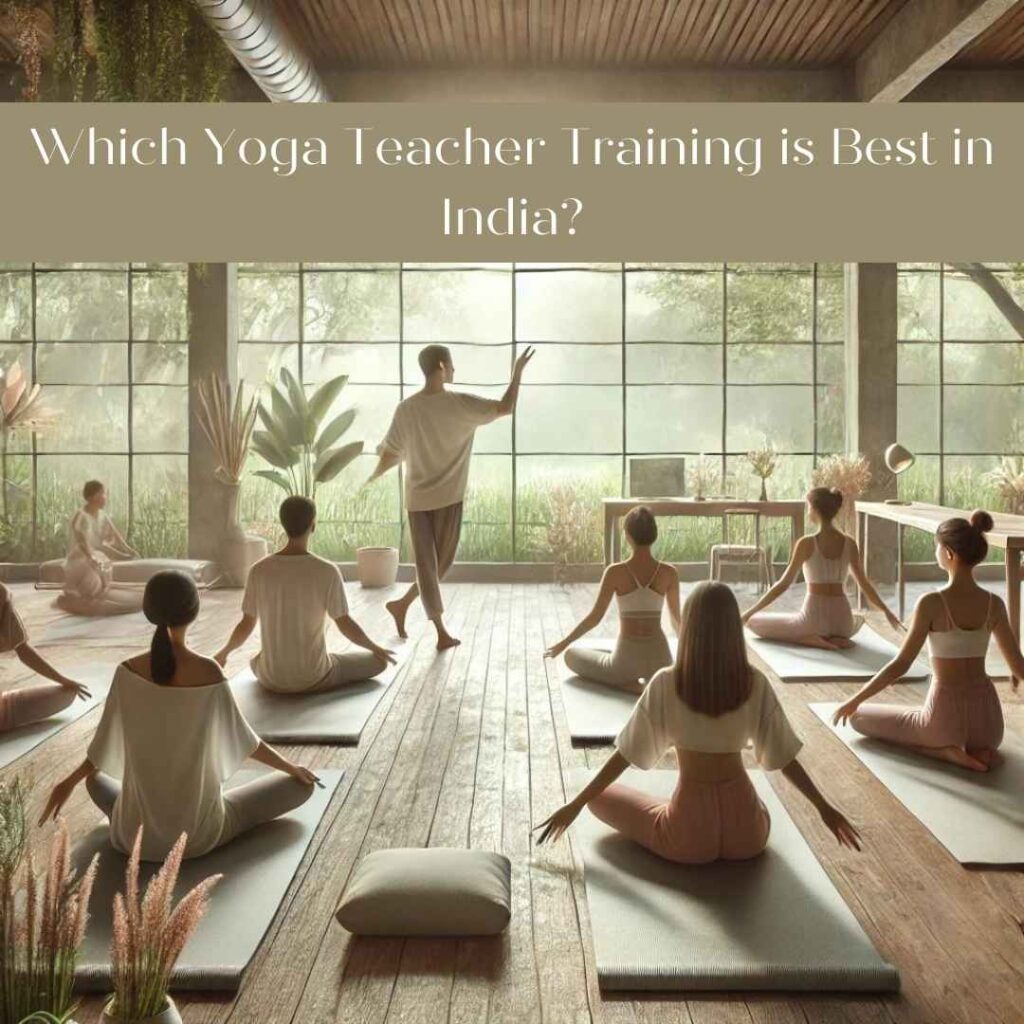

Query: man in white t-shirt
<box><xmin>214</xmin><ymin>497</ymin><xmax>395</xmax><ymax>692</ymax></box>
<box><xmin>369</xmin><ymin>343</ymin><xmax>534</xmax><ymax>650</ymax></box>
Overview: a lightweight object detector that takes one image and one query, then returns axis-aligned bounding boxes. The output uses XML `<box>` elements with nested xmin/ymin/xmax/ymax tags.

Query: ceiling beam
<box><xmin>855</xmin><ymin>0</ymin><xmax>1021</xmax><ymax>102</ymax></box>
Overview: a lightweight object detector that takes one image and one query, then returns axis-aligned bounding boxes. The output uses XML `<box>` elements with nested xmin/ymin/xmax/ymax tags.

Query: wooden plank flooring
<box><xmin>1</xmin><ymin>580</ymin><xmax>1022</xmax><ymax>1024</ymax></box>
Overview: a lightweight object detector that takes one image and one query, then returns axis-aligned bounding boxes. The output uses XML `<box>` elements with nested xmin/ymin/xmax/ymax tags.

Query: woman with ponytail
<box><xmin>742</xmin><ymin>486</ymin><xmax>903</xmax><ymax>649</ymax></box>
<box><xmin>834</xmin><ymin>510</ymin><xmax>1024</xmax><ymax>772</ymax></box>
<box><xmin>40</xmin><ymin>571</ymin><xmax>320</xmax><ymax>860</ymax></box>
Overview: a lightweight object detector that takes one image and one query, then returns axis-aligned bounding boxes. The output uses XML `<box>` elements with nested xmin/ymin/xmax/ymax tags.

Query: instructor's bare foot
<box><xmin>932</xmin><ymin>745</ymin><xmax>989</xmax><ymax>772</ymax></box>
<box><xmin>386</xmin><ymin>600</ymin><xmax>408</xmax><ymax>639</ymax></box>
<box><xmin>829</xmin><ymin>636</ymin><xmax>855</xmax><ymax>650</ymax></box>
<box><xmin>794</xmin><ymin>635</ymin><xmax>840</xmax><ymax>651</ymax></box>
<box><xmin>436</xmin><ymin>632</ymin><xmax>461</xmax><ymax>651</ymax></box>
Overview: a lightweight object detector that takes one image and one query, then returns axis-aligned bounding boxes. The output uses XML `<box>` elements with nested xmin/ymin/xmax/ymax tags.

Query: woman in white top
<box><xmin>834</xmin><ymin>510</ymin><xmax>1024</xmax><ymax>773</ymax></box>
<box><xmin>60</xmin><ymin>480</ymin><xmax>142</xmax><ymax>616</ymax></box>
<box><xmin>742</xmin><ymin>486</ymin><xmax>902</xmax><ymax>650</ymax></box>
<box><xmin>40</xmin><ymin>571</ymin><xmax>319</xmax><ymax>861</ymax></box>
<box><xmin>545</xmin><ymin>507</ymin><xmax>681</xmax><ymax>694</ymax></box>
<box><xmin>536</xmin><ymin>581</ymin><xmax>860</xmax><ymax>863</ymax></box>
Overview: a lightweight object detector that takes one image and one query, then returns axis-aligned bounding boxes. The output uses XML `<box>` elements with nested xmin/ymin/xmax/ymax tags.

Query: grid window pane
<box><xmin>303</xmin><ymin>270</ymin><xmax>400</xmax><ymax>342</ymax></box>
<box><xmin>516</xmin><ymin>270</ymin><xmax>621</xmax><ymax>342</ymax></box>
<box><xmin>626</xmin><ymin>385</ymin><xmax>721</xmax><ymax>453</ymax></box>
<box><xmin>36</xmin><ymin>271</ymin><xmax>128</xmax><ymax>341</ymax></box>
<box><xmin>727</xmin><ymin>385</ymin><xmax>814</xmax><ymax>451</ymax></box>
<box><xmin>626</xmin><ymin>271</ymin><xmax>723</xmax><ymax>343</ymax></box>
<box><xmin>727</xmin><ymin>267</ymin><xmax>812</xmax><ymax>343</ymax></box>
<box><xmin>404</xmin><ymin>269</ymin><xmax>511</xmax><ymax>343</ymax></box>
<box><xmin>626</xmin><ymin>343</ymin><xmax>721</xmax><ymax>384</ymax></box>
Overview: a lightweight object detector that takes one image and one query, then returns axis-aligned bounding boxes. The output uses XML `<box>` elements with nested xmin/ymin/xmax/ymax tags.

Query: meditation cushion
<box><xmin>40</xmin><ymin>558</ymin><xmax>219</xmax><ymax>587</ymax></box>
<box><xmin>335</xmin><ymin>848</ymin><xmax>512</xmax><ymax>936</ymax></box>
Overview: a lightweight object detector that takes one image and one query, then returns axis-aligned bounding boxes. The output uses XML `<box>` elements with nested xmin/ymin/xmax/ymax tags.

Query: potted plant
<box><xmin>194</xmin><ymin>373</ymin><xmax>266</xmax><ymax>586</ymax></box>
<box><xmin>98</xmin><ymin>831</ymin><xmax>220</xmax><ymax>1024</ymax></box>
<box><xmin>746</xmin><ymin>439</ymin><xmax>778</xmax><ymax>502</ymax></box>
<box><xmin>810</xmin><ymin>454</ymin><xmax>873</xmax><ymax>536</ymax></box>
<box><xmin>0</xmin><ymin>778</ymin><xmax>97</xmax><ymax>1024</ymax></box>
<box><xmin>687</xmin><ymin>453</ymin><xmax>718</xmax><ymax>502</ymax></box>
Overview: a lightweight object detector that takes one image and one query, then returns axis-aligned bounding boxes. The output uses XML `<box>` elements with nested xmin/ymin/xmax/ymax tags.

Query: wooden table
<box><xmin>602</xmin><ymin>497</ymin><xmax>806</xmax><ymax>565</ymax></box>
<box><xmin>856</xmin><ymin>500</ymin><xmax>1024</xmax><ymax>641</ymax></box>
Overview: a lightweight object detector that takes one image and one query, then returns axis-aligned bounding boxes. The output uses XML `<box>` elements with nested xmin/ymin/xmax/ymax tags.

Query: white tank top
<box><xmin>803</xmin><ymin>534</ymin><xmax>851</xmax><ymax>585</ymax></box>
<box><xmin>928</xmin><ymin>590</ymin><xmax>993</xmax><ymax>660</ymax></box>
<box><xmin>616</xmin><ymin>564</ymin><xmax>665</xmax><ymax>618</ymax></box>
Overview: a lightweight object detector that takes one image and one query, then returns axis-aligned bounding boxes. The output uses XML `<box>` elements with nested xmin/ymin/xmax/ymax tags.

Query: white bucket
<box><xmin>356</xmin><ymin>546</ymin><xmax>400</xmax><ymax>587</ymax></box>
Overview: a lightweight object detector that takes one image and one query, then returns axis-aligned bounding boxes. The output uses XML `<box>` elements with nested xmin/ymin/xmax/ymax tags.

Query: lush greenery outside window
<box><xmin>0</xmin><ymin>263</ymin><xmax>189</xmax><ymax>561</ymax></box>
<box><xmin>238</xmin><ymin>263</ymin><xmax>844</xmax><ymax>564</ymax></box>
<box><xmin>897</xmin><ymin>262</ymin><xmax>1024</xmax><ymax>560</ymax></box>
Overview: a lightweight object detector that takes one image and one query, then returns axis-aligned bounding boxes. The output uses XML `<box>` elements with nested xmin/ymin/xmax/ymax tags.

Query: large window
<box><xmin>0</xmin><ymin>263</ymin><xmax>189</xmax><ymax>561</ymax></box>
<box><xmin>238</xmin><ymin>263</ymin><xmax>844</xmax><ymax>563</ymax></box>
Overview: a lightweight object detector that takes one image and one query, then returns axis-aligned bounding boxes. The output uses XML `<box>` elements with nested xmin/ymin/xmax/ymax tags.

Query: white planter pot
<box><xmin>356</xmin><ymin>546</ymin><xmax>399</xmax><ymax>588</ymax></box>
<box><xmin>99</xmin><ymin>995</ymin><xmax>182</xmax><ymax>1024</ymax></box>
<box><xmin>222</xmin><ymin>533</ymin><xmax>268</xmax><ymax>587</ymax></box>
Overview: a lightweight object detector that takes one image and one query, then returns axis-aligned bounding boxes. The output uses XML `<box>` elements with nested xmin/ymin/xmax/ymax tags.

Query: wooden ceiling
<box><xmin>275</xmin><ymin>0</ymin><xmax>918</xmax><ymax>68</ymax></box>
<box><xmin>954</xmin><ymin>1</ymin><xmax>1024</xmax><ymax>65</ymax></box>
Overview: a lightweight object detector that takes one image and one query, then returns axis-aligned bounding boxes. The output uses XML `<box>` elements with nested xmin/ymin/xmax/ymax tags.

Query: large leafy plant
<box><xmin>251</xmin><ymin>368</ymin><xmax>363</xmax><ymax>499</ymax></box>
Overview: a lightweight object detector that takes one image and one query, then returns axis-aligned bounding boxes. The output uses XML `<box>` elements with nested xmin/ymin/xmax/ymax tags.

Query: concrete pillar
<box><xmin>188</xmin><ymin>263</ymin><xmax>238</xmax><ymax>561</ymax></box>
<box><xmin>845</xmin><ymin>263</ymin><xmax>898</xmax><ymax>581</ymax></box>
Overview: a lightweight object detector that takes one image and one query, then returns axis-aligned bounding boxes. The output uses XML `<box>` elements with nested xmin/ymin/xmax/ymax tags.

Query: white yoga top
<box><xmin>616</xmin><ymin>666</ymin><xmax>802</xmax><ymax>771</ymax></box>
<box><xmin>87</xmin><ymin>664</ymin><xmax>260</xmax><ymax>860</ymax></box>
<box><xmin>803</xmin><ymin>534</ymin><xmax>851</xmax><ymax>585</ymax></box>
<box><xmin>379</xmin><ymin>390</ymin><xmax>502</xmax><ymax>512</ymax></box>
<box><xmin>242</xmin><ymin>552</ymin><xmax>350</xmax><ymax>692</ymax></box>
<box><xmin>616</xmin><ymin>565</ymin><xmax>666</xmax><ymax>619</ymax></box>
<box><xmin>67</xmin><ymin>507</ymin><xmax>114</xmax><ymax>558</ymax></box>
<box><xmin>928</xmin><ymin>590</ymin><xmax>994</xmax><ymax>660</ymax></box>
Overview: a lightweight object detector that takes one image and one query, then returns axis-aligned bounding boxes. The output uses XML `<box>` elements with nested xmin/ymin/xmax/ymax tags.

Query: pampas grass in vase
<box><xmin>100</xmin><ymin>831</ymin><xmax>220</xmax><ymax>1024</ymax></box>
<box><xmin>810</xmin><ymin>454</ymin><xmax>873</xmax><ymax>536</ymax></box>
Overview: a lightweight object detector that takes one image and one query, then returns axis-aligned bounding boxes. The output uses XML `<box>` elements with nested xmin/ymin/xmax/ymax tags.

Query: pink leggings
<box><xmin>851</xmin><ymin>673</ymin><xmax>1003</xmax><ymax>752</ymax></box>
<box><xmin>0</xmin><ymin>683</ymin><xmax>76</xmax><ymax>732</ymax></box>
<box><xmin>588</xmin><ymin>772</ymin><xmax>771</xmax><ymax>865</ymax></box>
<box><xmin>747</xmin><ymin>593</ymin><xmax>861</xmax><ymax>642</ymax></box>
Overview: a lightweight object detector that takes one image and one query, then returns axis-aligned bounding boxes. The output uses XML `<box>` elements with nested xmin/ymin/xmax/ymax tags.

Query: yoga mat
<box><xmin>746</xmin><ymin>625</ymin><xmax>928</xmax><ymax>682</ymax></box>
<box><xmin>0</xmin><ymin>663</ymin><xmax>114</xmax><ymax>771</ymax></box>
<box><xmin>74</xmin><ymin>768</ymin><xmax>342</xmax><ymax>992</ymax></box>
<box><xmin>560</xmin><ymin>672</ymin><xmax>637</xmax><ymax>744</ymax></box>
<box><xmin>573</xmin><ymin>768</ymin><xmax>899</xmax><ymax>992</ymax></box>
<box><xmin>229</xmin><ymin>647</ymin><xmax>409</xmax><ymax>744</ymax></box>
<box><xmin>812</xmin><ymin>703</ymin><xmax>1024</xmax><ymax>866</ymax></box>
<box><xmin>36</xmin><ymin>609</ymin><xmax>150</xmax><ymax>646</ymax></box>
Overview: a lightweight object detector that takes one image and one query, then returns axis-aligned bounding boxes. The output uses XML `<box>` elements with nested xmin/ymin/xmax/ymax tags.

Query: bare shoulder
<box><xmin>658</xmin><ymin>562</ymin><xmax>680</xmax><ymax>583</ymax></box>
<box><xmin>179</xmin><ymin>650</ymin><xmax>227</xmax><ymax>686</ymax></box>
<box><xmin>793</xmin><ymin>535</ymin><xmax>815</xmax><ymax>558</ymax></box>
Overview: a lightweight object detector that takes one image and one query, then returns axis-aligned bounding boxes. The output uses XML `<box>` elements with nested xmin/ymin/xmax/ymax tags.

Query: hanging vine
<box><xmin>1</xmin><ymin>0</ymin><xmax>44</xmax><ymax>100</ymax></box>
<box><xmin>52</xmin><ymin>0</ymin><xmax>90</xmax><ymax>101</ymax></box>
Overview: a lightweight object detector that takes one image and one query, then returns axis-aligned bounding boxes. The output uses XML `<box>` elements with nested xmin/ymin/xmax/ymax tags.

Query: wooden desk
<box><xmin>602</xmin><ymin>498</ymin><xmax>805</xmax><ymax>565</ymax></box>
<box><xmin>856</xmin><ymin>500</ymin><xmax>1024</xmax><ymax>641</ymax></box>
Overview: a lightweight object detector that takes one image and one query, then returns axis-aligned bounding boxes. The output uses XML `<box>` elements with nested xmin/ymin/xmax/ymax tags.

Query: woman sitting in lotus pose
<box><xmin>535</xmin><ymin>581</ymin><xmax>860</xmax><ymax>862</ymax></box>
<box><xmin>833</xmin><ymin>510</ymin><xmax>1024</xmax><ymax>773</ymax></box>
<box><xmin>544</xmin><ymin>506</ymin><xmax>681</xmax><ymax>694</ymax></box>
<box><xmin>40</xmin><ymin>571</ymin><xmax>319</xmax><ymax>861</ymax></box>
<box><xmin>742</xmin><ymin>486</ymin><xmax>902</xmax><ymax>649</ymax></box>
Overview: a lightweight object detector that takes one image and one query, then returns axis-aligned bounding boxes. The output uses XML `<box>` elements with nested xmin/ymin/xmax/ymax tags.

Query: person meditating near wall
<box><xmin>535</xmin><ymin>582</ymin><xmax>860</xmax><ymax>861</ymax></box>
<box><xmin>742</xmin><ymin>486</ymin><xmax>902</xmax><ymax>649</ymax></box>
<box><xmin>58</xmin><ymin>480</ymin><xmax>143</xmax><ymax>616</ymax></box>
<box><xmin>833</xmin><ymin>510</ymin><xmax>1024</xmax><ymax>773</ymax></box>
<box><xmin>214</xmin><ymin>496</ymin><xmax>395</xmax><ymax>691</ymax></box>
<box><xmin>368</xmin><ymin>343</ymin><xmax>534</xmax><ymax>650</ymax></box>
<box><xmin>40</xmin><ymin>571</ymin><xmax>319</xmax><ymax>861</ymax></box>
<box><xmin>545</xmin><ymin>506</ymin><xmax>680</xmax><ymax>694</ymax></box>
<box><xmin>0</xmin><ymin>582</ymin><xmax>90</xmax><ymax>732</ymax></box>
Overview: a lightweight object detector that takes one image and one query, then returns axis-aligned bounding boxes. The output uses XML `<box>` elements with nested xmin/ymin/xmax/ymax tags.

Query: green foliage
<box><xmin>252</xmin><ymin>368</ymin><xmax>363</xmax><ymax>499</ymax></box>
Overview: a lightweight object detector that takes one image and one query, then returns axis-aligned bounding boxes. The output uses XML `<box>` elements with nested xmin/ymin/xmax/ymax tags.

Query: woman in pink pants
<box><xmin>834</xmin><ymin>510</ymin><xmax>1024</xmax><ymax>773</ymax></box>
<box><xmin>743</xmin><ymin>487</ymin><xmax>903</xmax><ymax>650</ymax></box>
<box><xmin>534</xmin><ymin>582</ymin><xmax>861</xmax><ymax>864</ymax></box>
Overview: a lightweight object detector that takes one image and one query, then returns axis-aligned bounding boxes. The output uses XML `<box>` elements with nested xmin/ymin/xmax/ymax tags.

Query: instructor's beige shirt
<box><xmin>242</xmin><ymin>552</ymin><xmax>350</xmax><ymax>692</ymax></box>
<box><xmin>379</xmin><ymin>390</ymin><xmax>501</xmax><ymax>512</ymax></box>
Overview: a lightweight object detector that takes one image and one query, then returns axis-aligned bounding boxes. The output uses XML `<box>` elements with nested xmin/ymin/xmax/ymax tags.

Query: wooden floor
<box><xmin>2</xmin><ymin>580</ymin><xmax>1023</xmax><ymax>1024</ymax></box>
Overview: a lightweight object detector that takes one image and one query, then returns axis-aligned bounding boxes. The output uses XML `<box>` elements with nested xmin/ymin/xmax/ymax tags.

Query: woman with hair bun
<box><xmin>742</xmin><ymin>486</ymin><xmax>902</xmax><ymax>649</ymax></box>
<box><xmin>545</xmin><ymin>505</ymin><xmax>681</xmax><ymax>694</ymax></box>
<box><xmin>40</xmin><ymin>571</ymin><xmax>320</xmax><ymax>860</ymax></box>
<box><xmin>834</xmin><ymin>510</ymin><xmax>1024</xmax><ymax>772</ymax></box>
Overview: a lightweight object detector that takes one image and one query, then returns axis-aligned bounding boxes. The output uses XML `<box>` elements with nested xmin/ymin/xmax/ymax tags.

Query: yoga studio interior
<box><xmin>4</xmin><ymin>4</ymin><xmax>1024</xmax><ymax>1024</ymax></box>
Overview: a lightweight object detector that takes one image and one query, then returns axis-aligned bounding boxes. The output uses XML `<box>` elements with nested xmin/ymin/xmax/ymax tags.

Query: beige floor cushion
<box><xmin>336</xmin><ymin>848</ymin><xmax>512</xmax><ymax>936</ymax></box>
<box><xmin>39</xmin><ymin>558</ymin><xmax>219</xmax><ymax>587</ymax></box>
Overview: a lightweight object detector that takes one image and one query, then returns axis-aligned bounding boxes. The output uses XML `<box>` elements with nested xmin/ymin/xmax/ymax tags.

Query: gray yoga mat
<box><xmin>74</xmin><ymin>768</ymin><xmax>342</xmax><ymax>992</ymax></box>
<box><xmin>560</xmin><ymin>673</ymin><xmax>637</xmax><ymax>744</ymax></box>
<box><xmin>812</xmin><ymin>703</ymin><xmax>1024</xmax><ymax>865</ymax></box>
<box><xmin>746</xmin><ymin>625</ymin><xmax>928</xmax><ymax>682</ymax></box>
<box><xmin>573</xmin><ymin>768</ymin><xmax>898</xmax><ymax>992</ymax></box>
<box><xmin>229</xmin><ymin>647</ymin><xmax>408</xmax><ymax>744</ymax></box>
<box><xmin>36</xmin><ymin>609</ymin><xmax>150</xmax><ymax>647</ymax></box>
<box><xmin>0</xmin><ymin>663</ymin><xmax>114</xmax><ymax>771</ymax></box>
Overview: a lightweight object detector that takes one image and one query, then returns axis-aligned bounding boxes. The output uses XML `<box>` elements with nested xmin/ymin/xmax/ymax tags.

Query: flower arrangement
<box><xmin>745</xmin><ymin>439</ymin><xmax>778</xmax><ymax>501</ymax></box>
<box><xmin>810</xmin><ymin>454</ymin><xmax>873</xmax><ymax>535</ymax></box>
<box><xmin>0</xmin><ymin>778</ymin><xmax>97</xmax><ymax>1024</ymax></box>
<box><xmin>984</xmin><ymin>457</ymin><xmax>1024</xmax><ymax>516</ymax></box>
<box><xmin>687</xmin><ymin>454</ymin><xmax>719</xmax><ymax>502</ymax></box>
<box><xmin>101</xmin><ymin>831</ymin><xmax>219</xmax><ymax>1024</ymax></box>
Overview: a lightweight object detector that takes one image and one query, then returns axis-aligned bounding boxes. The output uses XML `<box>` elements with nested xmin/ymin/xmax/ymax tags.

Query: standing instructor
<box><xmin>369</xmin><ymin>343</ymin><xmax>534</xmax><ymax>650</ymax></box>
